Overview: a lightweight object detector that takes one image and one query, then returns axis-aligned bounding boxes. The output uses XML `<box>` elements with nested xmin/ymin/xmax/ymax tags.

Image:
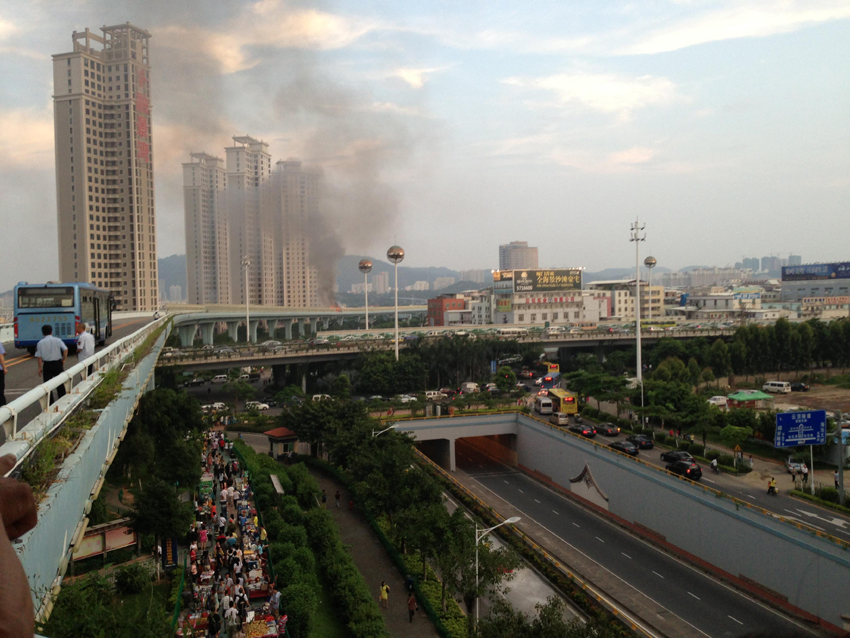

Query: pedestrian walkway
<box><xmin>307</xmin><ymin>469</ymin><xmax>441</xmax><ymax>638</ymax></box>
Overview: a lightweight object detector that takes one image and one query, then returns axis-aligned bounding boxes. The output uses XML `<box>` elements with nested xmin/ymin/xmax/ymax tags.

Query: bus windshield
<box><xmin>17</xmin><ymin>287</ymin><xmax>74</xmax><ymax>309</ymax></box>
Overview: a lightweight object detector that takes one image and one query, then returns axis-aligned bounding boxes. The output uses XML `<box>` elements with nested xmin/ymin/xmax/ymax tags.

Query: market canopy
<box><xmin>727</xmin><ymin>391</ymin><xmax>773</xmax><ymax>401</ymax></box>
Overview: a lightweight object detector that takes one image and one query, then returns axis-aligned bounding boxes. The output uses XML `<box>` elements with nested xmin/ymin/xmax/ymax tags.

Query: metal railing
<box><xmin>0</xmin><ymin>317</ymin><xmax>167</xmax><ymax>468</ymax></box>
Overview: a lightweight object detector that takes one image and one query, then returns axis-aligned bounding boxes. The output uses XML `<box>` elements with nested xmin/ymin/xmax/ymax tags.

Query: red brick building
<box><xmin>427</xmin><ymin>294</ymin><xmax>466</xmax><ymax>326</ymax></box>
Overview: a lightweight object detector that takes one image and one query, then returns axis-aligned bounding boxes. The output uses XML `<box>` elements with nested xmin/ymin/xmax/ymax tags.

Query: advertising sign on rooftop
<box><xmin>782</xmin><ymin>262</ymin><xmax>850</xmax><ymax>282</ymax></box>
<box><xmin>513</xmin><ymin>269</ymin><xmax>582</xmax><ymax>293</ymax></box>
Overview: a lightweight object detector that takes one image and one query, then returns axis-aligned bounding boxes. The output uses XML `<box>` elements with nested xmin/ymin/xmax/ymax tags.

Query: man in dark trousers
<box><xmin>35</xmin><ymin>325</ymin><xmax>68</xmax><ymax>400</ymax></box>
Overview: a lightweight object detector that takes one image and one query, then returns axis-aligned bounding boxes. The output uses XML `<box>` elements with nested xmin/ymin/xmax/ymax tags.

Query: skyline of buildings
<box><xmin>52</xmin><ymin>23</ymin><xmax>159</xmax><ymax>311</ymax></box>
<box><xmin>499</xmin><ymin>241</ymin><xmax>538</xmax><ymax>271</ymax></box>
<box><xmin>182</xmin><ymin>136</ymin><xmax>320</xmax><ymax>308</ymax></box>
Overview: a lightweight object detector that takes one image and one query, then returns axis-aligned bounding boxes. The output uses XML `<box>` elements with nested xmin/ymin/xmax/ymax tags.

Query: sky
<box><xmin>0</xmin><ymin>0</ymin><xmax>849</xmax><ymax>291</ymax></box>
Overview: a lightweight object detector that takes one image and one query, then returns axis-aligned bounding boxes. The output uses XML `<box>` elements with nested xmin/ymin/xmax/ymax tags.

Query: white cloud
<box><xmin>620</xmin><ymin>1</ymin><xmax>850</xmax><ymax>55</ymax></box>
<box><xmin>159</xmin><ymin>1</ymin><xmax>383</xmax><ymax>74</ymax></box>
<box><xmin>368</xmin><ymin>102</ymin><xmax>428</xmax><ymax>117</ymax></box>
<box><xmin>0</xmin><ymin>16</ymin><xmax>17</xmax><ymax>40</ymax></box>
<box><xmin>391</xmin><ymin>66</ymin><xmax>448</xmax><ymax>89</ymax></box>
<box><xmin>504</xmin><ymin>72</ymin><xmax>683</xmax><ymax>120</ymax></box>
<box><xmin>0</xmin><ymin>108</ymin><xmax>53</xmax><ymax>169</ymax></box>
<box><xmin>609</xmin><ymin>146</ymin><xmax>656</xmax><ymax>165</ymax></box>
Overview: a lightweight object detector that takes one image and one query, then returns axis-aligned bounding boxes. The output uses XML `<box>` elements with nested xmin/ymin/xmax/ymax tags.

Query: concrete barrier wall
<box><xmin>514</xmin><ymin>414</ymin><xmax>850</xmax><ymax>628</ymax></box>
<box><xmin>16</xmin><ymin>327</ymin><xmax>167</xmax><ymax>616</ymax></box>
<box><xmin>0</xmin><ymin>323</ymin><xmax>13</xmax><ymax>344</ymax></box>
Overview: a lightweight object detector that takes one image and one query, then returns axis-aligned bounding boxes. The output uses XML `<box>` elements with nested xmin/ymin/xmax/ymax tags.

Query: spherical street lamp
<box><xmin>359</xmin><ymin>259</ymin><xmax>373</xmax><ymax>330</ymax></box>
<box><xmin>387</xmin><ymin>246</ymin><xmax>405</xmax><ymax>360</ymax></box>
<box><xmin>644</xmin><ymin>256</ymin><xmax>657</xmax><ymax>321</ymax></box>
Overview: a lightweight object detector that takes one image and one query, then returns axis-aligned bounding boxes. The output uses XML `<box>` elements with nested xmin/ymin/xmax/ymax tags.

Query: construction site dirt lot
<box><xmin>773</xmin><ymin>384</ymin><xmax>850</xmax><ymax>414</ymax></box>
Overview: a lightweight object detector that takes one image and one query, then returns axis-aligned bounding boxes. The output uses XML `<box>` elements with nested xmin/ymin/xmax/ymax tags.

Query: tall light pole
<box><xmin>359</xmin><ymin>259</ymin><xmax>373</xmax><ymax>330</ymax></box>
<box><xmin>644</xmin><ymin>256</ymin><xmax>657</xmax><ymax>321</ymax></box>
<box><xmin>630</xmin><ymin>220</ymin><xmax>645</xmax><ymax>412</ymax></box>
<box><xmin>475</xmin><ymin>516</ymin><xmax>521</xmax><ymax>624</ymax></box>
<box><xmin>241</xmin><ymin>255</ymin><xmax>251</xmax><ymax>344</ymax></box>
<box><xmin>387</xmin><ymin>246</ymin><xmax>405</xmax><ymax>361</ymax></box>
<box><xmin>372</xmin><ymin>423</ymin><xmax>398</xmax><ymax>438</ymax></box>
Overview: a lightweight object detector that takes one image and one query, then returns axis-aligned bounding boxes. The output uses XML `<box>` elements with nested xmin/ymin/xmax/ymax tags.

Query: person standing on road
<box><xmin>835</xmin><ymin>470</ymin><xmax>840</xmax><ymax>489</ymax></box>
<box><xmin>802</xmin><ymin>463</ymin><xmax>809</xmax><ymax>484</ymax></box>
<box><xmin>379</xmin><ymin>581</ymin><xmax>390</xmax><ymax>608</ymax></box>
<box><xmin>35</xmin><ymin>325</ymin><xmax>68</xmax><ymax>400</ymax></box>
<box><xmin>75</xmin><ymin>324</ymin><xmax>96</xmax><ymax>375</ymax></box>
<box><xmin>0</xmin><ymin>341</ymin><xmax>6</xmax><ymax>406</ymax></box>
<box><xmin>335</xmin><ymin>490</ymin><xmax>341</xmax><ymax>509</ymax></box>
<box><xmin>321</xmin><ymin>490</ymin><xmax>327</xmax><ymax>509</ymax></box>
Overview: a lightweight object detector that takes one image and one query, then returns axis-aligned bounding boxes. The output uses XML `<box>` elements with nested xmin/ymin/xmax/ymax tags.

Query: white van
<box><xmin>211</xmin><ymin>374</ymin><xmax>228</xmax><ymax>384</ymax></box>
<box><xmin>534</xmin><ymin>396</ymin><xmax>553</xmax><ymax>415</ymax></box>
<box><xmin>763</xmin><ymin>381</ymin><xmax>791</xmax><ymax>394</ymax></box>
<box><xmin>312</xmin><ymin>394</ymin><xmax>332</xmax><ymax>401</ymax></box>
<box><xmin>460</xmin><ymin>382</ymin><xmax>480</xmax><ymax>394</ymax></box>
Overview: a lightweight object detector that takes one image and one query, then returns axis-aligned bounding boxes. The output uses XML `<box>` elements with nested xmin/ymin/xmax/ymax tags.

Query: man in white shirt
<box><xmin>35</xmin><ymin>325</ymin><xmax>68</xmax><ymax>399</ymax></box>
<box><xmin>75</xmin><ymin>324</ymin><xmax>96</xmax><ymax>375</ymax></box>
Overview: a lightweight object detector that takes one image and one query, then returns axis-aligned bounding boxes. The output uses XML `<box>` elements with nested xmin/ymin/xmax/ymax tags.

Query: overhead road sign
<box><xmin>774</xmin><ymin>410</ymin><xmax>827</xmax><ymax>447</ymax></box>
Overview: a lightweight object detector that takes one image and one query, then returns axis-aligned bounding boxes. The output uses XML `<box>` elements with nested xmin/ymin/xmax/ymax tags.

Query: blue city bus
<box><xmin>14</xmin><ymin>282</ymin><xmax>113</xmax><ymax>354</ymax></box>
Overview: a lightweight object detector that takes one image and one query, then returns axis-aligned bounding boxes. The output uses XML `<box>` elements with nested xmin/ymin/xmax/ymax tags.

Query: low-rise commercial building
<box><xmin>800</xmin><ymin>296</ymin><xmax>850</xmax><ymax>320</ymax></box>
<box><xmin>427</xmin><ymin>294</ymin><xmax>466</xmax><ymax>326</ymax></box>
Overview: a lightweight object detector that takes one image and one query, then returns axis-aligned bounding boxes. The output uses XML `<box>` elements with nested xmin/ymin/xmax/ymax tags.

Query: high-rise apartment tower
<box><xmin>498</xmin><ymin>241</ymin><xmax>539</xmax><ymax>270</ymax></box>
<box><xmin>52</xmin><ymin>23</ymin><xmax>159</xmax><ymax>310</ymax></box>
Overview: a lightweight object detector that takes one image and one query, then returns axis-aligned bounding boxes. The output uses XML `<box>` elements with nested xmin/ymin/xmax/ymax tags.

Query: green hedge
<box><xmin>235</xmin><ymin>441</ymin><xmax>389</xmax><ymax>638</ymax></box>
<box><xmin>301</xmin><ymin>456</ymin><xmax>464</xmax><ymax>638</ymax></box>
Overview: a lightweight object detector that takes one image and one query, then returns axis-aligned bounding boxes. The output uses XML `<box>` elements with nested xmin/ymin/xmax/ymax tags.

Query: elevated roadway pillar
<box><xmin>321</xmin><ymin>317</ymin><xmax>330</xmax><ymax>330</ymax></box>
<box><xmin>282</xmin><ymin>319</ymin><xmax>294</xmax><ymax>340</ymax></box>
<box><xmin>199</xmin><ymin>322</ymin><xmax>215</xmax><ymax>346</ymax></box>
<box><xmin>267</xmin><ymin>319</ymin><xmax>278</xmax><ymax>339</ymax></box>
<box><xmin>248</xmin><ymin>320</ymin><xmax>259</xmax><ymax>343</ymax></box>
<box><xmin>177</xmin><ymin>323</ymin><xmax>198</xmax><ymax>348</ymax></box>
<box><xmin>226</xmin><ymin>321</ymin><xmax>239</xmax><ymax>342</ymax></box>
<box><xmin>308</xmin><ymin>318</ymin><xmax>318</xmax><ymax>336</ymax></box>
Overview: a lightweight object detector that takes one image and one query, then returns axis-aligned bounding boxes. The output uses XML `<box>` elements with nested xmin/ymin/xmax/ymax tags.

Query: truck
<box><xmin>460</xmin><ymin>382</ymin><xmax>480</xmax><ymax>394</ymax></box>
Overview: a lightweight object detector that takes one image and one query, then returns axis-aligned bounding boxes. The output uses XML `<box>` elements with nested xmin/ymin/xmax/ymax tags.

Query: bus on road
<box><xmin>14</xmin><ymin>282</ymin><xmax>113</xmax><ymax>354</ymax></box>
<box><xmin>496</xmin><ymin>327</ymin><xmax>529</xmax><ymax>338</ymax></box>
<box><xmin>548</xmin><ymin>388</ymin><xmax>578</xmax><ymax>415</ymax></box>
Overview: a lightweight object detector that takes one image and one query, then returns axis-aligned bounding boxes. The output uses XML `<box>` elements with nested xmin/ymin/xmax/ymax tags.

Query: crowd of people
<box><xmin>177</xmin><ymin>431</ymin><xmax>285</xmax><ymax>638</ymax></box>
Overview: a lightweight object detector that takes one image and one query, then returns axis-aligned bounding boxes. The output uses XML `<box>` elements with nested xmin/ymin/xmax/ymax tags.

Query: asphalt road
<box><xmin>454</xmin><ymin>441</ymin><xmax>820</xmax><ymax>638</ymax></box>
<box><xmin>1</xmin><ymin>315</ymin><xmax>155</xmax><ymax>405</ymax></box>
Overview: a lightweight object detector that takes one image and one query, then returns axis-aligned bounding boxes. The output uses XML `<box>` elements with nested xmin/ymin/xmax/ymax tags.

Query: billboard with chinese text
<box><xmin>513</xmin><ymin>269</ymin><xmax>582</xmax><ymax>293</ymax></box>
<box><xmin>782</xmin><ymin>263</ymin><xmax>850</xmax><ymax>281</ymax></box>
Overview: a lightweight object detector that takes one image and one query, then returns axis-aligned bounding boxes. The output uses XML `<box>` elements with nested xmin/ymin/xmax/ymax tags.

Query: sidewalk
<box><xmin>307</xmin><ymin>469</ymin><xmax>441</xmax><ymax>638</ymax></box>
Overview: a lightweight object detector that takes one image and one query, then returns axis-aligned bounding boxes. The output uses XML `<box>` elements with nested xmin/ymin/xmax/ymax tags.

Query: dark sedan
<box><xmin>595</xmin><ymin>422</ymin><xmax>621</xmax><ymax>437</ymax></box>
<box><xmin>660</xmin><ymin>450</ymin><xmax>694</xmax><ymax>463</ymax></box>
<box><xmin>568</xmin><ymin>424</ymin><xmax>596</xmax><ymax>438</ymax></box>
<box><xmin>666</xmin><ymin>460</ymin><xmax>702</xmax><ymax>481</ymax></box>
<box><xmin>626</xmin><ymin>434</ymin><xmax>655</xmax><ymax>450</ymax></box>
<box><xmin>791</xmin><ymin>382</ymin><xmax>810</xmax><ymax>392</ymax></box>
<box><xmin>609</xmin><ymin>440</ymin><xmax>638</xmax><ymax>456</ymax></box>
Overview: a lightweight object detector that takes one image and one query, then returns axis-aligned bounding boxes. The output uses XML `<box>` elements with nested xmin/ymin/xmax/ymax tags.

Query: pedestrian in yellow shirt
<box><xmin>379</xmin><ymin>581</ymin><xmax>390</xmax><ymax>608</ymax></box>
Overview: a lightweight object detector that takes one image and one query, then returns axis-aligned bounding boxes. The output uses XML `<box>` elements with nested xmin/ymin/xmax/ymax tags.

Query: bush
<box><xmin>279</xmin><ymin>522</ymin><xmax>308</xmax><ymax>548</ymax></box>
<box><xmin>264</xmin><ymin>509</ymin><xmax>282</xmax><ymax>528</ymax></box>
<box><xmin>632</xmin><ymin>425</ymin><xmax>643</xmax><ymax>435</ymax></box>
<box><xmin>664</xmin><ymin>436</ymin><xmax>677</xmax><ymax>447</ymax></box>
<box><xmin>282</xmin><ymin>503</ymin><xmax>303</xmax><ymax>527</ymax></box>
<box><xmin>280</xmin><ymin>582</ymin><xmax>318</xmax><ymax>638</ymax></box>
<box><xmin>292</xmin><ymin>546</ymin><xmax>315</xmax><ymax>574</ymax></box>
<box><xmin>276</xmin><ymin>556</ymin><xmax>304</xmax><ymax>585</ymax></box>
<box><xmin>718</xmin><ymin>454</ymin><xmax>735</xmax><ymax>467</ymax></box>
<box><xmin>618</xmin><ymin>418</ymin><xmax>631</xmax><ymax>430</ymax></box>
<box><xmin>266</xmin><ymin>520</ymin><xmax>285</xmax><ymax>542</ymax></box>
<box><xmin>704</xmin><ymin>449</ymin><xmax>721</xmax><ymax>461</ymax></box>
<box><xmin>688</xmin><ymin>443</ymin><xmax>705</xmax><ymax>456</ymax></box>
<box><xmin>114</xmin><ymin>563</ymin><xmax>151</xmax><ymax>595</ymax></box>
<box><xmin>816</xmin><ymin>487</ymin><xmax>840</xmax><ymax>504</ymax></box>
<box><xmin>280</xmin><ymin>495</ymin><xmax>299</xmax><ymax>510</ymax></box>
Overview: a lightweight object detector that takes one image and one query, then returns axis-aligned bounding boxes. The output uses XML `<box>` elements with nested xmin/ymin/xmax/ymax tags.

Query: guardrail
<box><xmin>0</xmin><ymin>317</ymin><xmax>167</xmax><ymax>468</ymax></box>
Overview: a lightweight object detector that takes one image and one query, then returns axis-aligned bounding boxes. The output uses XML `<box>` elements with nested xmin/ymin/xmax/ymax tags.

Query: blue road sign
<box><xmin>774</xmin><ymin>410</ymin><xmax>827</xmax><ymax>447</ymax></box>
<box><xmin>490</xmin><ymin>360</ymin><xmax>497</xmax><ymax>374</ymax></box>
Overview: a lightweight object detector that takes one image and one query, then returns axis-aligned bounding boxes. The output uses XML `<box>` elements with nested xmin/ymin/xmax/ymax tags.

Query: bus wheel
<box><xmin>27</xmin><ymin>347</ymin><xmax>36</xmax><ymax>356</ymax></box>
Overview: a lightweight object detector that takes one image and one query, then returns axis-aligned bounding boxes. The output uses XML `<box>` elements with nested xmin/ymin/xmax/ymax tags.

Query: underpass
<box><xmin>404</xmin><ymin>412</ymin><xmax>849</xmax><ymax>635</ymax></box>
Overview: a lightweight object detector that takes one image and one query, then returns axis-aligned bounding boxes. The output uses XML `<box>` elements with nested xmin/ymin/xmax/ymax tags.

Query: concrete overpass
<box><xmin>167</xmin><ymin>304</ymin><xmax>427</xmax><ymax>346</ymax></box>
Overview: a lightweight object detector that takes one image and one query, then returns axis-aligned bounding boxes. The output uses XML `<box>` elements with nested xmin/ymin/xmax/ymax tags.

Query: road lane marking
<box><xmin>518</xmin><ymin>489</ymin><xmax>524</xmax><ymax>494</ymax></box>
<box><xmin>621</xmin><ymin>552</ymin><xmax>632</xmax><ymax>559</ymax></box>
<box><xmin>534</xmin><ymin>498</ymin><xmax>541</xmax><ymax>503</ymax></box>
<box><xmin>701</xmin><ymin>478</ymin><xmax>716</xmax><ymax>484</ymax></box>
<box><xmin>6</xmin><ymin>356</ymin><xmax>33</xmax><ymax>368</ymax></box>
<box><xmin>728</xmin><ymin>616</ymin><xmax>743</xmax><ymax>625</ymax></box>
<box><xmin>552</xmin><ymin>510</ymin><xmax>559</xmax><ymax>515</ymax></box>
<box><xmin>688</xmin><ymin>592</ymin><xmax>700</xmax><ymax>600</ymax></box>
<box><xmin>652</xmin><ymin>571</ymin><xmax>664</xmax><ymax>579</ymax></box>
<box><xmin>503</xmin><ymin>480</ymin><xmax>510</xmax><ymax>484</ymax></box>
<box><xmin>468</xmin><ymin>476</ymin><xmax>711</xmax><ymax>638</ymax></box>
<box><xmin>743</xmin><ymin>495</ymin><xmax>756</xmax><ymax>500</ymax></box>
<box><xmin>595</xmin><ymin>536</ymin><xmax>605</xmax><ymax>543</ymax></box>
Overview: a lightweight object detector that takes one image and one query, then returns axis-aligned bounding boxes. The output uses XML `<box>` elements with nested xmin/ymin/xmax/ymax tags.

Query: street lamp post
<box><xmin>387</xmin><ymin>246</ymin><xmax>405</xmax><ymax>361</ymax></box>
<box><xmin>475</xmin><ymin>516</ymin><xmax>520</xmax><ymax>624</ymax></box>
<box><xmin>644</xmin><ymin>256</ymin><xmax>657</xmax><ymax>321</ymax></box>
<box><xmin>241</xmin><ymin>255</ymin><xmax>251</xmax><ymax>344</ymax></box>
<box><xmin>630</xmin><ymin>220</ymin><xmax>646</xmax><ymax>412</ymax></box>
<box><xmin>372</xmin><ymin>423</ymin><xmax>399</xmax><ymax>438</ymax></box>
<box><xmin>359</xmin><ymin>259</ymin><xmax>373</xmax><ymax>330</ymax></box>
